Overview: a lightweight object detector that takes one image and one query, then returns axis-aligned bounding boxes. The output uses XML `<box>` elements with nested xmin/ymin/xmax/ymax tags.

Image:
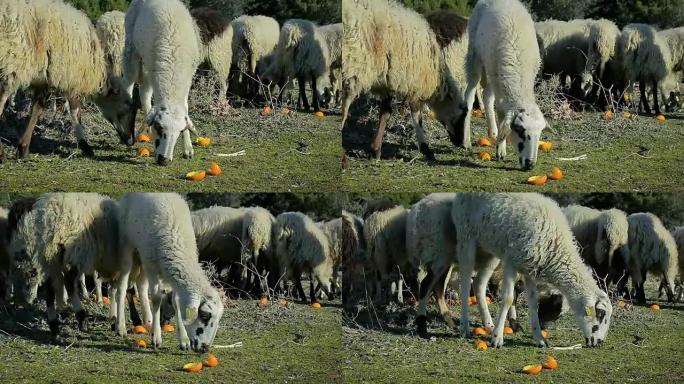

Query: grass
<box><xmin>342</xmin><ymin>283</ymin><xmax>684</xmax><ymax>383</ymax></box>
<box><xmin>0</xmin><ymin>298</ymin><xmax>342</xmax><ymax>383</ymax></box>
<box><xmin>0</xmin><ymin>98</ymin><xmax>341</xmax><ymax>193</ymax></box>
<box><xmin>343</xmin><ymin>106</ymin><xmax>684</xmax><ymax>192</ymax></box>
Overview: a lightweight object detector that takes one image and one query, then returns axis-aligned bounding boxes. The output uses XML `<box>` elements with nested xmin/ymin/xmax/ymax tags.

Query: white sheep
<box><xmin>192</xmin><ymin>206</ymin><xmax>246</xmax><ymax>283</ymax></box>
<box><xmin>191</xmin><ymin>7</ymin><xmax>234</xmax><ymax>100</ymax></box>
<box><xmin>586</xmin><ymin>19</ymin><xmax>622</xmax><ymax>82</ymax></box>
<box><xmin>669</xmin><ymin>227</ymin><xmax>684</xmax><ymax>301</ymax></box>
<box><xmin>462</xmin><ymin>0</ymin><xmax>548</xmax><ymax>170</ymax></box>
<box><xmin>273</xmin><ymin>212</ymin><xmax>334</xmax><ymax>303</ymax></box>
<box><xmin>317</xmin><ymin>23</ymin><xmax>342</xmax><ymax>107</ymax></box>
<box><xmin>342</xmin><ymin>210</ymin><xmax>365</xmax><ymax>311</ymax></box>
<box><xmin>241</xmin><ymin>206</ymin><xmax>276</xmax><ymax>293</ymax></box>
<box><xmin>0</xmin><ymin>207</ymin><xmax>9</xmax><ymax>300</ymax></box>
<box><xmin>627</xmin><ymin>213</ymin><xmax>679</xmax><ymax>303</ymax></box>
<box><xmin>96</xmin><ymin>10</ymin><xmax>126</xmax><ymax>77</ymax></box>
<box><xmin>341</xmin><ymin>0</ymin><xmax>470</xmax><ymax>160</ymax></box>
<box><xmin>318</xmin><ymin>217</ymin><xmax>343</xmax><ymax>295</ymax></box>
<box><xmin>0</xmin><ymin>0</ymin><xmax>136</xmax><ymax>159</ymax></box>
<box><xmin>7</xmin><ymin>193</ymin><xmax>152</xmax><ymax>341</ymax></box>
<box><xmin>562</xmin><ymin>205</ymin><xmax>630</xmax><ymax>291</ymax></box>
<box><xmin>119</xmin><ymin>193</ymin><xmax>225</xmax><ymax>352</ymax></box>
<box><xmin>231</xmin><ymin>15</ymin><xmax>280</xmax><ymax>98</ymax></box>
<box><xmin>123</xmin><ymin>0</ymin><xmax>202</xmax><ymax>166</ymax></box>
<box><xmin>451</xmin><ymin>193</ymin><xmax>613</xmax><ymax>348</ymax></box>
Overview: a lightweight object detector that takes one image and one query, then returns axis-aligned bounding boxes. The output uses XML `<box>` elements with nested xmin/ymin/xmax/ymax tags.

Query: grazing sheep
<box><xmin>7</xmin><ymin>193</ymin><xmax>152</xmax><ymax>341</ymax></box>
<box><xmin>450</xmin><ymin>193</ymin><xmax>613</xmax><ymax>348</ymax></box>
<box><xmin>241</xmin><ymin>206</ymin><xmax>276</xmax><ymax>294</ymax></box>
<box><xmin>4</xmin><ymin>197</ymin><xmax>38</xmax><ymax>303</ymax></box>
<box><xmin>191</xmin><ymin>7</ymin><xmax>234</xmax><ymax>100</ymax></box>
<box><xmin>535</xmin><ymin>19</ymin><xmax>594</xmax><ymax>97</ymax></box>
<box><xmin>627</xmin><ymin>213</ymin><xmax>679</xmax><ymax>303</ymax></box>
<box><xmin>318</xmin><ymin>23</ymin><xmax>342</xmax><ymax>107</ymax></box>
<box><xmin>96</xmin><ymin>10</ymin><xmax>126</xmax><ymax>77</ymax></box>
<box><xmin>342</xmin><ymin>210</ymin><xmax>365</xmax><ymax>312</ymax></box>
<box><xmin>123</xmin><ymin>0</ymin><xmax>202</xmax><ymax>166</ymax></box>
<box><xmin>461</xmin><ymin>0</ymin><xmax>548</xmax><ymax>170</ymax></box>
<box><xmin>0</xmin><ymin>207</ymin><xmax>9</xmax><ymax>300</ymax></box>
<box><xmin>0</xmin><ymin>0</ymin><xmax>136</xmax><ymax>159</ymax></box>
<box><xmin>342</xmin><ymin>0</ymin><xmax>469</xmax><ymax>160</ymax></box>
<box><xmin>318</xmin><ymin>217</ymin><xmax>343</xmax><ymax>295</ymax></box>
<box><xmin>364</xmin><ymin>205</ymin><xmax>413</xmax><ymax>303</ymax></box>
<box><xmin>231</xmin><ymin>15</ymin><xmax>280</xmax><ymax>99</ymax></box>
<box><xmin>119</xmin><ymin>193</ymin><xmax>225</xmax><ymax>352</ymax></box>
<box><xmin>586</xmin><ymin>19</ymin><xmax>622</xmax><ymax>82</ymax></box>
<box><xmin>669</xmin><ymin>227</ymin><xmax>684</xmax><ymax>301</ymax></box>
<box><xmin>273</xmin><ymin>212</ymin><xmax>334</xmax><ymax>303</ymax></box>
<box><xmin>562</xmin><ymin>205</ymin><xmax>631</xmax><ymax>291</ymax></box>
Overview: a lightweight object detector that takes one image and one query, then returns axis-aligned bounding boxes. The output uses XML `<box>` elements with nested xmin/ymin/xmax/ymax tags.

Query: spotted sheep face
<box><xmin>575</xmin><ymin>293</ymin><xmax>613</xmax><ymax>347</ymax></box>
<box><xmin>183</xmin><ymin>290</ymin><xmax>224</xmax><ymax>353</ymax></box>
<box><xmin>507</xmin><ymin>107</ymin><xmax>546</xmax><ymax>170</ymax></box>
<box><xmin>147</xmin><ymin>106</ymin><xmax>190</xmax><ymax>166</ymax></box>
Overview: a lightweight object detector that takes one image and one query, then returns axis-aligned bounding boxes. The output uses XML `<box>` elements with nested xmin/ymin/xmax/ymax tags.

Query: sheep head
<box><xmin>502</xmin><ymin>105</ymin><xmax>546</xmax><ymax>170</ymax></box>
<box><xmin>571</xmin><ymin>291</ymin><xmax>613</xmax><ymax>347</ymax></box>
<box><xmin>146</xmin><ymin>105</ymin><xmax>191</xmax><ymax>166</ymax></box>
<box><xmin>93</xmin><ymin>75</ymin><xmax>137</xmax><ymax>146</ymax></box>
<box><xmin>180</xmin><ymin>288</ymin><xmax>225</xmax><ymax>353</ymax></box>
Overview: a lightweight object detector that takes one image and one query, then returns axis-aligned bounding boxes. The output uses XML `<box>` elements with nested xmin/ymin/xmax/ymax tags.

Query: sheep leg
<box><xmin>525</xmin><ymin>277</ymin><xmax>548</xmax><ymax>347</ymax></box>
<box><xmin>410</xmin><ymin>101</ymin><xmax>435</xmax><ymax>161</ymax></box>
<box><xmin>65</xmin><ymin>269</ymin><xmax>88</xmax><ymax>332</ymax></box>
<box><xmin>66</xmin><ymin>97</ymin><xmax>94</xmax><ymax>157</ymax></box>
<box><xmin>652</xmin><ymin>79</ymin><xmax>662</xmax><ymax>116</ymax></box>
<box><xmin>137</xmin><ymin>77</ymin><xmax>154</xmax><ymax>137</ymax></box>
<box><xmin>415</xmin><ymin>268</ymin><xmax>440</xmax><ymax>338</ymax></box>
<box><xmin>94</xmin><ymin>272</ymin><xmax>103</xmax><ymax>305</ymax></box>
<box><xmin>396</xmin><ymin>274</ymin><xmax>404</xmax><ymax>304</ymax></box>
<box><xmin>461</xmin><ymin>59</ymin><xmax>483</xmax><ymax>150</ymax></box>
<box><xmin>491</xmin><ymin>262</ymin><xmax>516</xmax><ymax>348</ymax></box>
<box><xmin>135</xmin><ymin>274</ymin><xmax>153</xmax><ymax>327</ymax></box>
<box><xmin>149</xmin><ymin>277</ymin><xmax>163</xmax><ymax>349</ymax></box>
<box><xmin>340</xmin><ymin>91</ymin><xmax>356</xmax><ymax>130</ymax></box>
<box><xmin>17</xmin><ymin>90</ymin><xmax>47</xmax><ymax>159</ymax></box>
<box><xmin>298</xmin><ymin>77</ymin><xmax>310</xmax><ymax>111</ymax></box>
<box><xmin>115</xmin><ymin>270</ymin><xmax>130</xmax><ymax>337</ymax></box>
<box><xmin>173</xmin><ymin>292</ymin><xmax>191</xmax><ymax>350</ymax></box>
<box><xmin>458</xmin><ymin>241</ymin><xmax>477</xmax><ymax>338</ymax></box>
<box><xmin>126</xmin><ymin>286</ymin><xmax>142</xmax><ymax>326</ymax></box>
<box><xmin>635</xmin><ymin>269</ymin><xmax>647</xmax><ymax>304</ymax></box>
<box><xmin>433</xmin><ymin>265</ymin><xmax>456</xmax><ymax>330</ymax></box>
<box><xmin>639</xmin><ymin>78</ymin><xmax>651</xmax><ymax>114</ymax></box>
<box><xmin>311</xmin><ymin>74</ymin><xmax>321</xmax><ymax>112</ymax></box>
<box><xmin>45</xmin><ymin>279</ymin><xmax>60</xmax><ymax>342</ymax></box>
<box><xmin>483</xmin><ymin>84</ymin><xmax>498</xmax><ymax>141</ymax></box>
<box><xmin>473</xmin><ymin>262</ymin><xmax>497</xmax><ymax>333</ymax></box>
<box><xmin>108</xmin><ymin>286</ymin><xmax>118</xmax><ymax>326</ymax></box>
<box><xmin>662</xmin><ymin>273</ymin><xmax>675</xmax><ymax>303</ymax></box>
<box><xmin>371</xmin><ymin>97</ymin><xmax>392</xmax><ymax>160</ymax></box>
<box><xmin>293</xmin><ymin>271</ymin><xmax>307</xmax><ymax>302</ymax></box>
<box><xmin>79</xmin><ymin>273</ymin><xmax>88</xmax><ymax>299</ymax></box>
<box><xmin>508</xmin><ymin>283</ymin><xmax>522</xmax><ymax>332</ymax></box>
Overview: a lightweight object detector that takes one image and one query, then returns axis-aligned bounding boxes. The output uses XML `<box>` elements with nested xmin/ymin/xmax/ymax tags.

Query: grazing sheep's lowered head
<box><xmin>91</xmin><ymin>75</ymin><xmax>138</xmax><ymax>146</ymax></box>
<box><xmin>570</xmin><ymin>289</ymin><xmax>613</xmax><ymax>347</ymax></box>
<box><xmin>146</xmin><ymin>105</ymin><xmax>193</xmax><ymax>165</ymax></box>
<box><xmin>504</xmin><ymin>104</ymin><xmax>547</xmax><ymax>170</ymax></box>
<box><xmin>180</xmin><ymin>286</ymin><xmax>225</xmax><ymax>353</ymax></box>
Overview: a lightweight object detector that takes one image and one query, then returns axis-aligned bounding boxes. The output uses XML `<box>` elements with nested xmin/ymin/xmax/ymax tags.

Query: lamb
<box><xmin>461</xmin><ymin>0</ymin><xmax>548</xmax><ymax>170</ymax></box>
<box><xmin>6</xmin><ymin>193</ymin><xmax>152</xmax><ymax>342</ymax></box>
<box><xmin>364</xmin><ymin>205</ymin><xmax>413</xmax><ymax>304</ymax></box>
<box><xmin>231</xmin><ymin>15</ymin><xmax>280</xmax><ymax>99</ymax></box>
<box><xmin>451</xmin><ymin>193</ymin><xmax>612</xmax><ymax>348</ymax></box>
<box><xmin>626</xmin><ymin>213</ymin><xmax>679</xmax><ymax>303</ymax></box>
<box><xmin>192</xmin><ymin>206</ymin><xmax>246</xmax><ymax>285</ymax></box>
<box><xmin>0</xmin><ymin>0</ymin><xmax>136</xmax><ymax>159</ymax></box>
<box><xmin>562</xmin><ymin>205</ymin><xmax>631</xmax><ymax>292</ymax></box>
<box><xmin>264</xmin><ymin>19</ymin><xmax>331</xmax><ymax>112</ymax></box>
<box><xmin>191</xmin><ymin>7</ymin><xmax>234</xmax><ymax>100</ymax></box>
<box><xmin>123</xmin><ymin>0</ymin><xmax>202</xmax><ymax>166</ymax></box>
<box><xmin>119</xmin><ymin>193</ymin><xmax>225</xmax><ymax>352</ymax></box>
<box><xmin>96</xmin><ymin>10</ymin><xmax>126</xmax><ymax>77</ymax></box>
<box><xmin>341</xmin><ymin>0</ymin><xmax>470</xmax><ymax>160</ymax></box>
<box><xmin>273</xmin><ymin>212</ymin><xmax>334</xmax><ymax>303</ymax></box>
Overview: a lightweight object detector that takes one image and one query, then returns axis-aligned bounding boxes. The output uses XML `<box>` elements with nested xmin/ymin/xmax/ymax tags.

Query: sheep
<box><xmin>317</xmin><ymin>217</ymin><xmax>343</xmax><ymax>295</ymax></box>
<box><xmin>535</xmin><ymin>19</ymin><xmax>594</xmax><ymax>97</ymax></box>
<box><xmin>341</xmin><ymin>0</ymin><xmax>469</xmax><ymax>160</ymax></box>
<box><xmin>0</xmin><ymin>207</ymin><xmax>8</xmax><ymax>300</ymax></box>
<box><xmin>449</xmin><ymin>193</ymin><xmax>613</xmax><ymax>348</ymax></box>
<box><xmin>342</xmin><ymin>210</ymin><xmax>365</xmax><ymax>312</ymax></box>
<box><xmin>626</xmin><ymin>213</ymin><xmax>679</xmax><ymax>303</ymax></box>
<box><xmin>317</xmin><ymin>23</ymin><xmax>342</xmax><ymax>107</ymax></box>
<box><xmin>364</xmin><ymin>205</ymin><xmax>414</xmax><ymax>304</ymax></box>
<box><xmin>562</xmin><ymin>205</ymin><xmax>631</xmax><ymax>292</ymax></box>
<box><xmin>6</xmin><ymin>193</ymin><xmax>152</xmax><ymax>342</ymax></box>
<box><xmin>231</xmin><ymin>15</ymin><xmax>280</xmax><ymax>99</ymax></box>
<box><xmin>586</xmin><ymin>19</ymin><xmax>622</xmax><ymax>84</ymax></box>
<box><xmin>123</xmin><ymin>0</ymin><xmax>202</xmax><ymax>166</ymax></box>
<box><xmin>461</xmin><ymin>0</ymin><xmax>548</xmax><ymax>170</ymax></box>
<box><xmin>273</xmin><ymin>212</ymin><xmax>334</xmax><ymax>303</ymax></box>
<box><xmin>119</xmin><ymin>193</ymin><xmax>225</xmax><ymax>352</ymax></box>
<box><xmin>191</xmin><ymin>7</ymin><xmax>234</xmax><ymax>100</ymax></box>
<box><xmin>0</xmin><ymin>0</ymin><xmax>136</xmax><ymax>159</ymax></box>
<box><xmin>241</xmin><ymin>206</ymin><xmax>276</xmax><ymax>294</ymax></box>
<box><xmin>669</xmin><ymin>227</ymin><xmax>684</xmax><ymax>301</ymax></box>
<box><xmin>96</xmin><ymin>11</ymin><xmax>126</xmax><ymax>77</ymax></box>
<box><xmin>618</xmin><ymin>24</ymin><xmax>673</xmax><ymax>115</ymax></box>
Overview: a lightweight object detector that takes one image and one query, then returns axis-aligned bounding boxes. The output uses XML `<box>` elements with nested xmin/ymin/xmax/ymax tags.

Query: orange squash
<box><xmin>182</xmin><ymin>362</ymin><xmax>203</xmax><ymax>373</ymax></box>
<box><xmin>203</xmin><ymin>354</ymin><xmax>219</xmax><ymax>368</ymax></box>
<box><xmin>261</xmin><ymin>106</ymin><xmax>273</xmax><ymax>116</ymax></box>
<box><xmin>603</xmin><ymin>110</ymin><xmax>614</xmax><ymax>120</ymax></box>
<box><xmin>541</xmin><ymin>330</ymin><xmax>549</xmax><ymax>338</ymax></box>
<box><xmin>479</xmin><ymin>152</ymin><xmax>492</xmax><ymax>161</ymax></box>
<box><xmin>528</xmin><ymin>175</ymin><xmax>548</xmax><ymax>186</ymax></box>
<box><xmin>542</xmin><ymin>356</ymin><xmax>558</xmax><ymax>370</ymax></box>
<box><xmin>538</xmin><ymin>141</ymin><xmax>553</xmax><ymax>152</ymax></box>
<box><xmin>195</xmin><ymin>137</ymin><xmax>211</xmax><ymax>147</ymax></box>
<box><xmin>472</xmin><ymin>327</ymin><xmax>488</xmax><ymax>337</ymax></box>
<box><xmin>472</xmin><ymin>109</ymin><xmax>485</xmax><ymax>118</ymax></box>
<box><xmin>478</xmin><ymin>137</ymin><xmax>492</xmax><ymax>147</ymax></box>
<box><xmin>310</xmin><ymin>302</ymin><xmax>322</xmax><ymax>309</ymax></box>
<box><xmin>549</xmin><ymin>166</ymin><xmax>563</xmax><ymax>181</ymax></box>
<box><xmin>522</xmin><ymin>364</ymin><xmax>543</xmax><ymax>375</ymax></box>
<box><xmin>656</xmin><ymin>114</ymin><xmax>666</xmax><ymax>121</ymax></box>
<box><xmin>278</xmin><ymin>298</ymin><xmax>288</xmax><ymax>306</ymax></box>
<box><xmin>102</xmin><ymin>296</ymin><xmax>110</xmax><ymax>305</ymax></box>
<box><xmin>186</xmin><ymin>171</ymin><xmax>206</xmax><ymax>181</ymax></box>
<box><xmin>617</xmin><ymin>300</ymin><xmax>626</xmax><ymax>309</ymax></box>
<box><xmin>259</xmin><ymin>297</ymin><xmax>269</xmax><ymax>307</ymax></box>
<box><xmin>282</xmin><ymin>107</ymin><xmax>291</xmax><ymax>115</ymax></box>
<box><xmin>474</xmin><ymin>339</ymin><xmax>488</xmax><ymax>351</ymax></box>
<box><xmin>650</xmin><ymin>304</ymin><xmax>660</xmax><ymax>311</ymax></box>
<box><xmin>134</xmin><ymin>339</ymin><xmax>147</xmax><ymax>348</ymax></box>
<box><xmin>313</xmin><ymin>111</ymin><xmax>325</xmax><ymax>118</ymax></box>
<box><xmin>162</xmin><ymin>324</ymin><xmax>175</xmax><ymax>332</ymax></box>
<box><xmin>622</xmin><ymin>111</ymin><xmax>632</xmax><ymax>119</ymax></box>
<box><xmin>503</xmin><ymin>326</ymin><xmax>514</xmax><ymax>335</ymax></box>
<box><xmin>137</xmin><ymin>147</ymin><xmax>150</xmax><ymax>157</ymax></box>
<box><xmin>137</xmin><ymin>133</ymin><xmax>151</xmax><ymax>143</ymax></box>
<box><xmin>207</xmin><ymin>162</ymin><xmax>222</xmax><ymax>176</ymax></box>
<box><xmin>485</xmin><ymin>296</ymin><xmax>492</xmax><ymax>305</ymax></box>
<box><xmin>132</xmin><ymin>325</ymin><xmax>148</xmax><ymax>334</ymax></box>
<box><xmin>468</xmin><ymin>296</ymin><xmax>477</xmax><ymax>305</ymax></box>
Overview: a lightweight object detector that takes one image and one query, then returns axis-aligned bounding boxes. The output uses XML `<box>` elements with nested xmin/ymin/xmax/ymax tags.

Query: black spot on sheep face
<box><xmin>508</xmin><ymin>107</ymin><xmax>545</xmax><ymax>170</ymax></box>
<box><xmin>184</xmin><ymin>293</ymin><xmax>225</xmax><ymax>353</ymax></box>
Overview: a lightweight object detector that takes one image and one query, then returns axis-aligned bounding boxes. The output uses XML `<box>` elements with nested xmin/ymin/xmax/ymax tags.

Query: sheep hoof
<box><xmin>419</xmin><ymin>144</ymin><xmax>436</xmax><ymax>161</ymax></box>
<box><xmin>16</xmin><ymin>145</ymin><xmax>29</xmax><ymax>160</ymax></box>
<box><xmin>78</xmin><ymin>140</ymin><xmax>95</xmax><ymax>157</ymax></box>
<box><xmin>416</xmin><ymin>315</ymin><xmax>429</xmax><ymax>338</ymax></box>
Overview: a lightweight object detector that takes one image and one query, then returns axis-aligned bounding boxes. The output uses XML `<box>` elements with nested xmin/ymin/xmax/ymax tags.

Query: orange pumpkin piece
<box><xmin>478</xmin><ymin>137</ymin><xmax>492</xmax><ymax>147</ymax></box>
<box><xmin>650</xmin><ymin>304</ymin><xmax>660</xmax><ymax>311</ymax></box>
<box><xmin>622</xmin><ymin>111</ymin><xmax>632</xmax><ymax>119</ymax></box>
<box><xmin>313</xmin><ymin>111</ymin><xmax>325</xmax><ymax>118</ymax></box>
<box><xmin>259</xmin><ymin>297</ymin><xmax>269</xmax><ymax>307</ymax></box>
<box><xmin>195</xmin><ymin>137</ymin><xmax>211</xmax><ymax>147</ymax></box>
<box><xmin>617</xmin><ymin>300</ymin><xmax>626</xmax><ymax>309</ymax></box>
<box><xmin>472</xmin><ymin>109</ymin><xmax>485</xmax><ymax>118</ymax></box>
<box><xmin>472</xmin><ymin>327</ymin><xmax>488</xmax><ymax>337</ymax></box>
<box><xmin>102</xmin><ymin>296</ymin><xmax>110</xmax><ymax>305</ymax></box>
<box><xmin>182</xmin><ymin>362</ymin><xmax>203</xmax><ymax>373</ymax></box>
<box><xmin>538</xmin><ymin>141</ymin><xmax>553</xmax><ymax>152</ymax></box>
<box><xmin>474</xmin><ymin>339</ymin><xmax>488</xmax><ymax>351</ymax></box>
<box><xmin>603</xmin><ymin>110</ymin><xmax>614</xmax><ymax>120</ymax></box>
<box><xmin>542</xmin><ymin>356</ymin><xmax>558</xmax><ymax>370</ymax></box>
<box><xmin>522</xmin><ymin>364</ymin><xmax>543</xmax><ymax>375</ymax></box>
<box><xmin>503</xmin><ymin>326</ymin><xmax>514</xmax><ymax>335</ymax></box>
<box><xmin>485</xmin><ymin>296</ymin><xmax>492</xmax><ymax>305</ymax></box>
<box><xmin>528</xmin><ymin>175</ymin><xmax>548</xmax><ymax>186</ymax></box>
<box><xmin>468</xmin><ymin>296</ymin><xmax>477</xmax><ymax>305</ymax></box>
<box><xmin>656</xmin><ymin>114</ymin><xmax>666</xmax><ymax>121</ymax></box>
<box><xmin>261</xmin><ymin>106</ymin><xmax>273</xmax><ymax>116</ymax></box>
<box><xmin>207</xmin><ymin>162</ymin><xmax>222</xmax><ymax>176</ymax></box>
<box><xmin>134</xmin><ymin>339</ymin><xmax>147</xmax><ymax>348</ymax></box>
<box><xmin>186</xmin><ymin>171</ymin><xmax>206</xmax><ymax>181</ymax></box>
<box><xmin>278</xmin><ymin>298</ymin><xmax>288</xmax><ymax>306</ymax></box>
<box><xmin>310</xmin><ymin>302</ymin><xmax>322</xmax><ymax>309</ymax></box>
<box><xmin>479</xmin><ymin>152</ymin><xmax>492</xmax><ymax>161</ymax></box>
<box><xmin>203</xmin><ymin>354</ymin><xmax>219</xmax><ymax>368</ymax></box>
<box><xmin>541</xmin><ymin>330</ymin><xmax>549</xmax><ymax>338</ymax></box>
<box><xmin>162</xmin><ymin>324</ymin><xmax>175</xmax><ymax>332</ymax></box>
<box><xmin>549</xmin><ymin>166</ymin><xmax>563</xmax><ymax>181</ymax></box>
<box><xmin>137</xmin><ymin>133</ymin><xmax>151</xmax><ymax>143</ymax></box>
<box><xmin>132</xmin><ymin>325</ymin><xmax>148</xmax><ymax>334</ymax></box>
<box><xmin>137</xmin><ymin>147</ymin><xmax>150</xmax><ymax>157</ymax></box>
<box><xmin>282</xmin><ymin>107</ymin><xmax>291</xmax><ymax>115</ymax></box>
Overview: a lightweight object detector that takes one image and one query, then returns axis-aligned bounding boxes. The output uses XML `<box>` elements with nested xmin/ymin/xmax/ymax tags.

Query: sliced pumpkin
<box><xmin>278</xmin><ymin>298</ymin><xmax>288</xmax><ymax>306</ymax></box>
<box><xmin>132</xmin><ymin>325</ymin><xmax>148</xmax><ymax>334</ymax></box>
<box><xmin>182</xmin><ymin>362</ymin><xmax>203</xmax><ymax>373</ymax></box>
<box><xmin>195</xmin><ymin>137</ymin><xmax>211</xmax><ymax>147</ymax></box>
<box><xmin>207</xmin><ymin>162</ymin><xmax>222</xmax><ymax>176</ymax></box>
<box><xmin>313</xmin><ymin>111</ymin><xmax>325</xmax><ymax>118</ymax></box>
<box><xmin>503</xmin><ymin>326</ymin><xmax>514</xmax><ymax>335</ymax></box>
<box><xmin>468</xmin><ymin>296</ymin><xmax>477</xmax><ymax>306</ymax></box>
<box><xmin>538</xmin><ymin>141</ymin><xmax>553</xmax><ymax>152</ymax></box>
<box><xmin>203</xmin><ymin>354</ymin><xmax>219</xmax><ymax>368</ymax></box>
<box><xmin>102</xmin><ymin>296</ymin><xmax>110</xmax><ymax>305</ymax></box>
<box><xmin>521</xmin><ymin>364</ymin><xmax>543</xmax><ymax>375</ymax></box>
<box><xmin>650</xmin><ymin>303</ymin><xmax>660</xmax><ymax>311</ymax></box>
<box><xmin>542</xmin><ymin>356</ymin><xmax>558</xmax><ymax>370</ymax></box>
<box><xmin>602</xmin><ymin>110</ymin><xmax>614</xmax><ymax>120</ymax></box>
<box><xmin>162</xmin><ymin>324</ymin><xmax>175</xmax><ymax>332</ymax></box>
<box><xmin>479</xmin><ymin>152</ymin><xmax>492</xmax><ymax>161</ymax></box>
<box><xmin>134</xmin><ymin>339</ymin><xmax>147</xmax><ymax>348</ymax></box>
<box><xmin>137</xmin><ymin>147</ymin><xmax>150</xmax><ymax>157</ymax></box>
<box><xmin>137</xmin><ymin>133</ymin><xmax>151</xmax><ymax>143</ymax></box>
<box><xmin>186</xmin><ymin>170</ymin><xmax>206</xmax><ymax>181</ymax></box>
<box><xmin>474</xmin><ymin>339</ymin><xmax>488</xmax><ymax>351</ymax></box>
<box><xmin>549</xmin><ymin>166</ymin><xmax>563</xmax><ymax>181</ymax></box>
<box><xmin>541</xmin><ymin>330</ymin><xmax>549</xmax><ymax>338</ymax></box>
<box><xmin>282</xmin><ymin>107</ymin><xmax>291</xmax><ymax>115</ymax></box>
<box><xmin>478</xmin><ymin>137</ymin><xmax>492</xmax><ymax>147</ymax></box>
<box><xmin>472</xmin><ymin>327</ymin><xmax>488</xmax><ymax>337</ymax></box>
<box><xmin>259</xmin><ymin>297</ymin><xmax>269</xmax><ymax>307</ymax></box>
<box><xmin>656</xmin><ymin>114</ymin><xmax>666</xmax><ymax>121</ymax></box>
<box><xmin>527</xmin><ymin>175</ymin><xmax>548</xmax><ymax>186</ymax></box>
<box><xmin>261</xmin><ymin>106</ymin><xmax>273</xmax><ymax>116</ymax></box>
<box><xmin>617</xmin><ymin>300</ymin><xmax>626</xmax><ymax>309</ymax></box>
<box><xmin>472</xmin><ymin>109</ymin><xmax>485</xmax><ymax>118</ymax></box>
<box><xmin>310</xmin><ymin>302</ymin><xmax>322</xmax><ymax>309</ymax></box>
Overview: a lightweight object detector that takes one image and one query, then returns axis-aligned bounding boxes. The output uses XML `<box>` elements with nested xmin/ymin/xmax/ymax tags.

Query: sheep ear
<box><xmin>180</xmin><ymin>294</ymin><xmax>201</xmax><ymax>323</ymax></box>
<box><xmin>584</xmin><ymin>305</ymin><xmax>595</xmax><ymax>319</ymax></box>
<box><xmin>146</xmin><ymin>111</ymin><xmax>158</xmax><ymax>127</ymax></box>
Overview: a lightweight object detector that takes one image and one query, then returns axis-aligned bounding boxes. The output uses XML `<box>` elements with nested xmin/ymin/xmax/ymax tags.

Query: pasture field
<box><xmin>0</xmin><ymin>298</ymin><xmax>342</xmax><ymax>383</ymax></box>
<box><xmin>0</xmin><ymin>94</ymin><xmax>342</xmax><ymax>193</ymax></box>
<box><xmin>342</xmin><ymin>282</ymin><xmax>684</xmax><ymax>383</ymax></box>
<box><xmin>343</xmin><ymin>107</ymin><xmax>684</xmax><ymax>192</ymax></box>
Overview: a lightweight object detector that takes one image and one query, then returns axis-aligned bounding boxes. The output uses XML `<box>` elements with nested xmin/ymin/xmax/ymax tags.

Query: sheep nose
<box><xmin>156</xmin><ymin>154</ymin><xmax>169</xmax><ymax>166</ymax></box>
<box><xmin>522</xmin><ymin>159</ymin><xmax>535</xmax><ymax>170</ymax></box>
<box><xmin>200</xmin><ymin>343</ymin><xmax>209</xmax><ymax>353</ymax></box>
